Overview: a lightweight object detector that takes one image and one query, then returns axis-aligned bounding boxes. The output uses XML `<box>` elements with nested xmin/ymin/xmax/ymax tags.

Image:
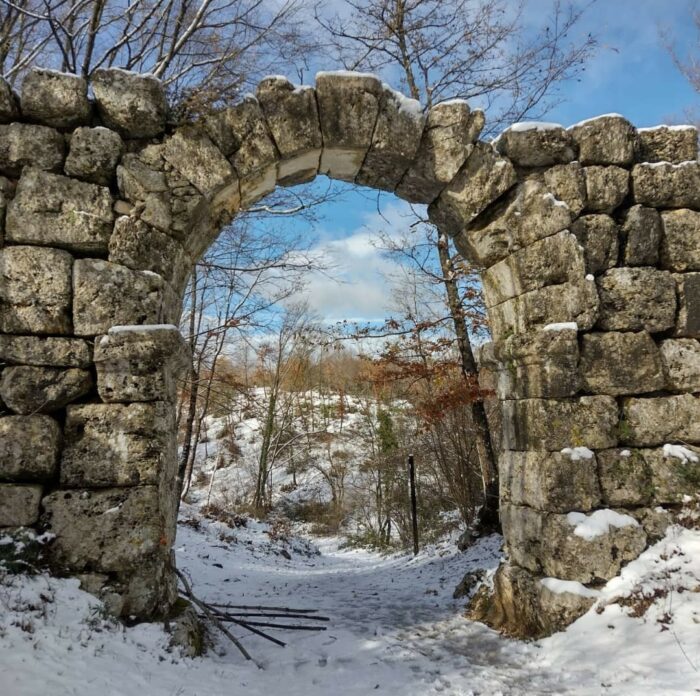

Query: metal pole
<box><xmin>408</xmin><ymin>453</ymin><xmax>419</xmax><ymax>556</ymax></box>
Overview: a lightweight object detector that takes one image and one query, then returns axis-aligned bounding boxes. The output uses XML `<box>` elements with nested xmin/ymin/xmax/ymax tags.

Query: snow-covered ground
<box><xmin>1</xmin><ymin>505</ymin><xmax>699</xmax><ymax>695</ymax></box>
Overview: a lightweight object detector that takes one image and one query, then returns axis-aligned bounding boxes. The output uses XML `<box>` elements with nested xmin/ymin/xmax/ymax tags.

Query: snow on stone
<box><xmin>381</xmin><ymin>82</ymin><xmax>423</xmax><ymax>117</ymax></box>
<box><xmin>585</xmin><ymin>273</ymin><xmax>595</xmax><ymax>281</ymax></box>
<box><xmin>637</xmin><ymin>124</ymin><xmax>696</xmax><ymax>132</ymax></box>
<box><xmin>434</xmin><ymin>97</ymin><xmax>470</xmax><ymax>107</ymax></box>
<box><xmin>566</xmin><ymin>509</ymin><xmax>640</xmax><ymax>540</ymax></box>
<box><xmin>540</xmin><ymin>577</ymin><xmax>600</xmax><ymax>598</ymax></box>
<box><xmin>543</xmin><ymin>322</ymin><xmax>578</xmax><ymax>331</ymax></box>
<box><xmin>568</xmin><ymin>113</ymin><xmax>625</xmax><ymax>128</ymax></box>
<box><xmin>316</xmin><ymin>69</ymin><xmax>379</xmax><ymax>81</ymax></box>
<box><xmin>507</xmin><ymin>121</ymin><xmax>563</xmax><ymax>132</ymax></box>
<box><xmin>560</xmin><ymin>446</ymin><xmax>594</xmax><ymax>461</ymax></box>
<box><xmin>662</xmin><ymin>443</ymin><xmax>699</xmax><ymax>463</ymax></box>
<box><xmin>620</xmin><ymin>449</ymin><xmax>632</xmax><ymax>458</ymax></box>
<box><xmin>108</xmin><ymin>324</ymin><xmax>180</xmax><ymax>334</ymax></box>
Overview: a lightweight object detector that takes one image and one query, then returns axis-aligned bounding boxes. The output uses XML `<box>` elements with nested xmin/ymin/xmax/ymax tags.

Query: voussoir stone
<box><xmin>583</xmin><ymin>165</ymin><xmax>628</xmax><ymax>214</ymax></box>
<box><xmin>396</xmin><ymin>100</ymin><xmax>484</xmax><ymax>204</ymax></box>
<box><xmin>632</xmin><ymin>162</ymin><xmax>700</xmax><ymax>209</ymax></box>
<box><xmin>495</xmin><ymin>123</ymin><xmax>575</xmax><ymax>167</ymax></box>
<box><xmin>567</xmin><ymin>115</ymin><xmax>636</xmax><ymax>166</ymax></box>
<box><xmin>20</xmin><ymin>68</ymin><xmax>91</xmax><ymax>128</ymax></box>
<box><xmin>621</xmin><ymin>205</ymin><xmax>662</xmax><ymax>266</ymax></box>
<box><xmin>91</xmin><ymin>69</ymin><xmax>168</xmax><ymax>138</ymax></box>
<box><xmin>571</xmin><ymin>214</ymin><xmax>619</xmax><ymax>275</ymax></box>
<box><xmin>579</xmin><ymin>331</ymin><xmax>664</xmax><ymax>396</ymax></box>
<box><xmin>543</xmin><ymin>162</ymin><xmax>587</xmax><ymax>216</ymax></box>
<box><xmin>659</xmin><ymin>338</ymin><xmax>700</xmax><ymax>392</ymax></box>
<box><xmin>621</xmin><ymin>394</ymin><xmax>700</xmax><ymax>446</ymax></box>
<box><xmin>0</xmin><ymin>415</ymin><xmax>61</xmax><ymax>482</ymax></box>
<box><xmin>636</xmin><ymin>126</ymin><xmax>698</xmax><ymax>164</ymax></box>
<box><xmin>0</xmin><ymin>335</ymin><xmax>91</xmax><ymax>368</ymax></box>
<box><xmin>660</xmin><ymin>209</ymin><xmax>700</xmax><ymax>272</ymax></box>
<box><xmin>0</xmin><ymin>77</ymin><xmax>19</xmax><ymax>123</ymax></box>
<box><xmin>6</xmin><ymin>168</ymin><xmax>114</xmax><ymax>253</ymax></box>
<box><xmin>0</xmin><ymin>484</ymin><xmax>43</xmax><ymax>527</ymax></box>
<box><xmin>65</xmin><ymin>127</ymin><xmax>124</xmax><ymax>185</ymax></box>
<box><xmin>0</xmin><ymin>245</ymin><xmax>73</xmax><ymax>335</ymax></box>
<box><xmin>0</xmin><ymin>122</ymin><xmax>65</xmax><ymax>177</ymax></box>
<box><xmin>596</xmin><ymin>267</ymin><xmax>676</xmax><ymax>332</ymax></box>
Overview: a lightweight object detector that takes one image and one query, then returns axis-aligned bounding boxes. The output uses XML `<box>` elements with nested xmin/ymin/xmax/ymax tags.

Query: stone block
<box><xmin>660</xmin><ymin>338</ymin><xmax>700</xmax><ymax>392</ymax></box>
<box><xmin>0</xmin><ymin>415</ymin><xmax>61</xmax><ymax>482</ymax></box>
<box><xmin>0</xmin><ymin>335</ymin><xmax>91</xmax><ymax>367</ymax></box>
<box><xmin>428</xmin><ymin>142</ymin><xmax>517</xmax><ymax>235</ymax></box>
<box><xmin>94</xmin><ymin>325</ymin><xmax>190</xmax><ymax>403</ymax></box>
<box><xmin>597</xmin><ymin>448</ymin><xmax>653</xmax><ymax>506</ymax></box>
<box><xmin>164</xmin><ymin>125</ymin><xmax>235</xmax><ymax>196</ymax></box>
<box><xmin>568</xmin><ymin>115</ymin><xmax>636</xmax><ymax>166</ymax></box>
<box><xmin>0</xmin><ymin>123</ymin><xmax>65</xmax><ymax>177</ymax></box>
<box><xmin>356</xmin><ymin>84</ymin><xmax>426</xmax><ymax>191</ymax></box>
<box><xmin>479</xmin><ymin>327</ymin><xmax>580</xmax><ymax>399</ymax></box>
<box><xmin>583</xmin><ymin>165</ymin><xmax>628</xmax><ymax>213</ymax></box>
<box><xmin>543</xmin><ymin>162</ymin><xmax>587</xmax><ymax>216</ymax></box>
<box><xmin>620</xmin><ymin>205</ymin><xmax>661</xmax><ymax>266</ymax></box>
<box><xmin>0</xmin><ymin>77</ymin><xmax>19</xmax><ymax>123</ymax></box>
<box><xmin>488</xmin><ymin>276</ymin><xmax>599</xmax><ymax>341</ymax></box>
<box><xmin>499</xmin><ymin>449</ymin><xmax>600</xmax><ymax>512</ymax></box>
<box><xmin>621</xmin><ymin>394</ymin><xmax>700</xmax><ymax>446</ymax></box>
<box><xmin>674</xmin><ymin>273</ymin><xmax>700</xmax><ymax>337</ymax></box>
<box><xmin>91</xmin><ymin>69</ymin><xmax>168</xmax><ymax>138</ymax></box>
<box><xmin>42</xmin><ymin>486</ymin><xmax>172</xmax><ymax>572</ymax></box>
<box><xmin>117</xmin><ymin>153</ymin><xmax>169</xmax><ymax>202</ymax></box>
<box><xmin>579</xmin><ymin>331</ymin><xmax>664</xmax><ymax>396</ymax></box>
<box><xmin>60</xmin><ymin>402</ymin><xmax>176</xmax><ymax>488</ymax></box>
<box><xmin>632</xmin><ymin>162</ymin><xmax>700</xmax><ymax>209</ymax></box>
<box><xmin>570</xmin><ymin>214</ymin><xmax>619</xmax><ymax>275</ymax></box>
<box><xmin>20</xmin><ymin>68</ymin><xmax>91</xmax><ymax>128</ymax></box>
<box><xmin>457</xmin><ymin>179</ymin><xmax>571</xmax><ymax>268</ymax></box>
<box><xmin>645</xmin><ymin>446</ymin><xmax>700</xmax><ymax>504</ymax></box>
<box><xmin>0</xmin><ymin>366</ymin><xmax>93</xmax><ymax>415</ymax></box>
<box><xmin>72</xmin><ymin>258</ymin><xmax>176</xmax><ymax>336</ymax></box>
<box><xmin>0</xmin><ymin>245</ymin><xmax>73</xmax><ymax>335</ymax></box>
<box><xmin>502</xmin><ymin>395</ymin><xmax>618</xmax><ymax>451</ymax></box>
<box><xmin>495</xmin><ymin>123</ymin><xmax>575</xmax><ymax>167</ymax></box>
<box><xmin>396</xmin><ymin>101</ymin><xmax>484</xmax><ymax>204</ymax></box>
<box><xmin>636</xmin><ymin>125</ymin><xmax>698</xmax><ymax>164</ymax></box>
<box><xmin>0</xmin><ymin>484</ymin><xmax>42</xmax><ymax>526</ymax></box>
<box><xmin>596</xmin><ymin>267</ymin><xmax>676</xmax><ymax>332</ymax></box>
<box><xmin>276</xmin><ymin>149</ymin><xmax>319</xmax><ymax>188</ymax></box>
<box><xmin>6</xmin><ymin>168</ymin><xmax>114</xmax><ymax>253</ymax></box>
<box><xmin>660</xmin><ymin>209</ymin><xmax>700</xmax><ymax>272</ymax></box>
<box><xmin>65</xmin><ymin>127</ymin><xmax>124</xmax><ymax>185</ymax></box>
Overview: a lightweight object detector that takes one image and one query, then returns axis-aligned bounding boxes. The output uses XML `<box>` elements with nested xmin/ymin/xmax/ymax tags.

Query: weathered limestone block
<box><xmin>659</xmin><ymin>338</ymin><xmax>700</xmax><ymax>392</ymax></box>
<box><xmin>356</xmin><ymin>85</ymin><xmax>426</xmax><ymax>191</ymax></box>
<box><xmin>632</xmin><ymin>162</ymin><xmax>700</xmax><ymax>209</ymax></box>
<box><xmin>60</xmin><ymin>402</ymin><xmax>176</xmax><ymax>488</ymax></box>
<box><xmin>543</xmin><ymin>162</ymin><xmax>587</xmax><ymax>216</ymax></box>
<box><xmin>596</xmin><ymin>267</ymin><xmax>676</xmax><ymax>332</ymax></box>
<box><xmin>499</xmin><ymin>450</ymin><xmax>601</xmax><ymax>512</ymax></box>
<box><xmin>495</xmin><ymin>123</ymin><xmax>575</xmax><ymax>167</ymax></box>
<box><xmin>660</xmin><ymin>209</ymin><xmax>700</xmax><ymax>272</ymax></box>
<box><xmin>0</xmin><ymin>77</ymin><xmax>19</xmax><ymax>123</ymax></box>
<box><xmin>428</xmin><ymin>142</ymin><xmax>518</xmax><ymax>235</ymax></box>
<box><xmin>621</xmin><ymin>394</ymin><xmax>700</xmax><ymax>446</ymax></box>
<box><xmin>483</xmin><ymin>231</ymin><xmax>585</xmax><ymax>307</ymax></box>
<box><xmin>0</xmin><ymin>415</ymin><xmax>61</xmax><ymax>482</ymax></box>
<box><xmin>0</xmin><ymin>245</ymin><xmax>73</xmax><ymax>335</ymax></box>
<box><xmin>65</xmin><ymin>127</ymin><xmax>124</xmax><ymax>185</ymax></box>
<box><xmin>644</xmin><ymin>446</ymin><xmax>700</xmax><ymax>503</ymax></box>
<box><xmin>457</xmin><ymin>179</ymin><xmax>571</xmax><ymax>268</ymax></box>
<box><xmin>502</xmin><ymin>395</ymin><xmax>618</xmax><ymax>451</ymax></box>
<box><xmin>579</xmin><ymin>331</ymin><xmax>664</xmax><ymax>396</ymax></box>
<box><xmin>164</xmin><ymin>125</ymin><xmax>235</xmax><ymax>197</ymax></box>
<box><xmin>117</xmin><ymin>152</ymin><xmax>169</xmax><ymax>202</ymax></box>
<box><xmin>20</xmin><ymin>68</ymin><xmax>91</xmax><ymax>129</ymax></box>
<box><xmin>478</xmin><ymin>327</ymin><xmax>580</xmax><ymax>399</ymax></box>
<box><xmin>597</xmin><ymin>449</ymin><xmax>653</xmax><ymax>506</ymax></box>
<box><xmin>571</xmin><ymin>214</ymin><xmax>619</xmax><ymax>275</ymax></box>
<box><xmin>73</xmin><ymin>259</ymin><xmax>176</xmax><ymax>336</ymax></box>
<box><xmin>91</xmin><ymin>69</ymin><xmax>168</xmax><ymax>138</ymax></box>
<box><xmin>0</xmin><ymin>484</ymin><xmax>43</xmax><ymax>526</ymax></box>
<box><xmin>635</xmin><ymin>506</ymin><xmax>675</xmax><ymax>542</ymax></box>
<box><xmin>6</xmin><ymin>168</ymin><xmax>114</xmax><ymax>253</ymax></box>
<box><xmin>674</xmin><ymin>273</ymin><xmax>700</xmax><ymax>337</ymax></box>
<box><xmin>583</xmin><ymin>165</ymin><xmax>628</xmax><ymax>213</ymax></box>
<box><xmin>567</xmin><ymin>115</ymin><xmax>636</xmax><ymax>166</ymax></box>
<box><xmin>0</xmin><ymin>123</ymin><xmax>65</xmax><ymax>177</ymax></box>
<box><xmin>315</xmin><ymin>72</ymin><xmax>383</xmax><ymax>182</ymax></box>
<box><xmin>42</xmin><ymin>486</ymin><xmax>172</xmax><ymax>572</ymax></box>
<box><xmin>108</xmin><ymin>216</ymin><xmax>190</xmax><ymax>291</ymax></box>
<box><xmin>256</xmin><ymin>77</ymin><xmax>322</xmax><ymax>185</ymax></box>
<box><xmin>94</xmin><ymin>325</ymin><xmax>190</xmax><ymax>403</ymax></box>
<box><xmin>620</xmin><ymin>205</ymin><xmax>661</xmax><ymax>266</ymax></box>
<box><xmin>0</xmin><ymin>335</ymin><xmax>91</xmax><ymax>367</ymax></box>
<box><xmin>636</xmin><ymin>125</ymin><xmax>698</xmax><ymax>164</ymax></box>
<box><xmin>396</xmin><ymin>100</ymin><xmax>484</xmax><ymax>203</ymax></box>
<box><xmin>0</xmin><ymin>366</ymin><xmax>92</xmax><ymax>415</ymax></box>
<box><xmin>488</xmin><ymin>276</ymin><xmax>599</xmax><ymax>340</ymax></box>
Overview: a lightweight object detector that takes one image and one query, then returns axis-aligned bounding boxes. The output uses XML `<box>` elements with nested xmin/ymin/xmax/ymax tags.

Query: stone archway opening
<box><xmin>0</xmin><ymin>67</ymin><xmax>698</xmax><ymax>637</ymax></box>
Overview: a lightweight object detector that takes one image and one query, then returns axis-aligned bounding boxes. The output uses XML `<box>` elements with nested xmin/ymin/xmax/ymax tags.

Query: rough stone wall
<box><xmin>0</xmin><ymin>67</ymin><xmax>697</xmax><ymax>633</ymax></box>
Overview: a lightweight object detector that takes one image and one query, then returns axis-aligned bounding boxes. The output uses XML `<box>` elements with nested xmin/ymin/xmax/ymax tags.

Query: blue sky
<box><xmin>281</xmin><ymin>0</ymin><xmax>699</xmax><ymax>323</ymax></box>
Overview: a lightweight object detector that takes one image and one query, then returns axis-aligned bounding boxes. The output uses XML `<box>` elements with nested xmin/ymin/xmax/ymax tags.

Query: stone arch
<box><xmin>0</xmin><ymin>68</ymin><xmax>698</xmax><ymax>635</ymax></box>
